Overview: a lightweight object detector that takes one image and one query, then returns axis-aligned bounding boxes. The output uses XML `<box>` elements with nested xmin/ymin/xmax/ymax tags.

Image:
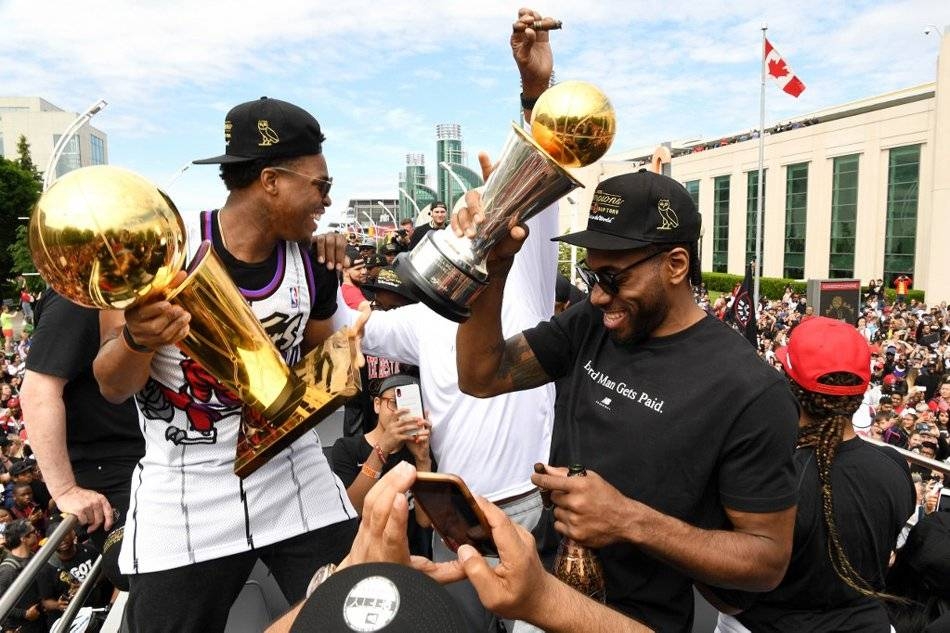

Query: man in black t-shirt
<box><xmin>37</xmin><ymin>519</ymin><xmax>109</xmax><ymax>630</ymax></box>
<box><xmin>455</xmin><ymin>170</ymin><xmax>799</xmax><ymax>632</ymax></box>
<box><xmin>21</xmin><ymin>289</ymin><xmax>144</xmax><ymax>550</ymax></box>
<box><xmin>408</xmin><ymin>201</ymin><xmax>448</xmax><ymax>250</ymax></box>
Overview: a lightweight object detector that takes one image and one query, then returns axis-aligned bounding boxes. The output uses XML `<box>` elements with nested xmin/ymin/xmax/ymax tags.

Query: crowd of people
<box><xmin>2</xmin><ymin>8</ymin><xmax>950</xmax><ymax>633</ymax></box>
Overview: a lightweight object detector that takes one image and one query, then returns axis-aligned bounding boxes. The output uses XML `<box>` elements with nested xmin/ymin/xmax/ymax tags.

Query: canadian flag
<box><xmin>764</xmin><ymin>38</ymin><xmax>805</xmax><ymax>98</ymax></box>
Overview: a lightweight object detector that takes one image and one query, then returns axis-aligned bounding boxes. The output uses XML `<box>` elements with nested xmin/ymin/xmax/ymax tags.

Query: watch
<box><xmin>305</xmin><ymin>563</ymin><xmax>337</xmax><ymax>598</ymax></box>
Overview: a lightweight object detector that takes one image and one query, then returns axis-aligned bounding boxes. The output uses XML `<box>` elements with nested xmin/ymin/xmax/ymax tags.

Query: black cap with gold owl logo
<box><xmin>555</xmin><ymin>169</ymin><xmax>700</xmax><ymax>251</ymax></box>
<box><xmin>193</xmin><ymin>96</ymin><xmax>325</xmax><ymax>164</ymax></box>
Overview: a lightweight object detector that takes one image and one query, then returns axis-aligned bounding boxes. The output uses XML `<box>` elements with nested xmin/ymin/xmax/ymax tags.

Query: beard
<box><xmin>608</xmin><ymin>289</ymin><xmax>670</xmax><ymax>346</ymax></box>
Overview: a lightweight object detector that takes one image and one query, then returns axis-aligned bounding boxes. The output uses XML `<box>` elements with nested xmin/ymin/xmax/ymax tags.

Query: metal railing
<box><xmin>863</xmin><ymin>436</ymin><xmax>950</xmax><ymax>474</ymax></box>
<box><xmin>0</xmin><ymin>514</ymin><xmax>106</xmax><ymax>632</ymax></box>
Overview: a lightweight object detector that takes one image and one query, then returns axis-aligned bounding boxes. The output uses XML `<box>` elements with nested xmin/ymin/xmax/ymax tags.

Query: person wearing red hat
<box><xmin>713</xmin><ymin>317</ymin><xmax>916</xmax><ymax>632</ymax></box>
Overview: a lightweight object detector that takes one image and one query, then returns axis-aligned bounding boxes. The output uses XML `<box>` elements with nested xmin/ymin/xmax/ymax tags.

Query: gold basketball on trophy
<box><xmin>530</xmin><ymin>80</ymin><xmax>616</xmax><ymax>168</ymax></box>
<box><xmin>29</xmin><ymin>165</ymin><xmax>186</xmax><ymax>310</ymax></box>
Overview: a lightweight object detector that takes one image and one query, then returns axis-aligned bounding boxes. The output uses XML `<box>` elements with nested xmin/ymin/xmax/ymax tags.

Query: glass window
<box><xmin>745</xmin><ymin>170</ymin><xmax>766</xmax><ymax>267</ymax></box>
<box><xmin>52</xmin><ymin>134</ymin><xmax>81</xmax><ymax>178</ymax></box>
<box><xmin>90</xmin><ymin>135</ymin><xmax>106</xmax><ymax>165</ymax></box>
<box><xmin>783</xmin><ymin>163</ymin><xmax>808</xmax><ymax>279</ymax></box>
<box><xmin>712</xmin><ymin>176</ymin><xmax>730</xmax><ymax>273</ymax></box>
<box><xmin>684</xmin><ymin>180</ymin><xmax>699</xmax><ymax>210</ymax></box>
<box><xmin>828</xmin><ymin>155</ymin><xmax>859</xmax><ymax>278</ymax></box>
<box><xmin>883</xmin><ymin>145</ymin><xmax>920</xmax><ymax>286</ymax></box>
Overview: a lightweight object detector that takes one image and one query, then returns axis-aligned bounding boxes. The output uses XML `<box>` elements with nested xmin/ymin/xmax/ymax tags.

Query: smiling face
<box><xmin>268</xmin><ymin>154</ymin><xmax>332</xmax><ymax>242</ymax></box>
<box><xmin>585</xmin><ymin>247</ymin><xmax>671</xmax><ymax>345</ymax></box>
<box><xmin>430</xmin><ymin>206</ymin><xmax>447</xmax><ymax>227</ymax></box>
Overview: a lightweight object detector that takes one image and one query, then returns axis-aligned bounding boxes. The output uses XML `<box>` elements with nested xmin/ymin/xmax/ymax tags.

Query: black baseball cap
<box><xmin>375</xmin><ymin>374</ymin><xmax>419</xmax><ymax>397</ymax></box>
<box><xmin>365</xmin><ymin>254</ymin><xmax>388</xmax><ymax>269</ymax></box>
<box><xmin>193</xmin><ymin>97</ymin><xmax>325</xmax><ymax>164</ymax></box>
<box><xmin>362</xmin><ymin>267</ymin><xmax>418</xmax><ymax>305</ymax></box>
<box><xmin>289</xmin><ymin>563</ymin><xmax>466</xmax><ymax>633</ymax></box>
<box><xmin>555</xmin><ymin>170</ymin><xmax>700</xmax><ymax>251</ymax></box>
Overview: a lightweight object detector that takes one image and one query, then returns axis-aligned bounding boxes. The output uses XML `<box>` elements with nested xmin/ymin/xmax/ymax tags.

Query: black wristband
<box><xmin>122</xmin><ymin>325</ymin><xmax>153</xmax><ymax>354</ymax></box>
<box><xmin>520</xmin><ymin>93</ymin><xmax>540</xmax><ymax>110</ymax></box>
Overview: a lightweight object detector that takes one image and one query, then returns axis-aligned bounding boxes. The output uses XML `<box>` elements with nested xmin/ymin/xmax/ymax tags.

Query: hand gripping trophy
<box><xmin>396</xmin><ymin>80</ymin><xmax>616</xmax><ymax>322</ymax></box>
<box><xmin>28</xmin><ymin>166</ymin><xmax>359</xmax><ymax>477</ymax></box>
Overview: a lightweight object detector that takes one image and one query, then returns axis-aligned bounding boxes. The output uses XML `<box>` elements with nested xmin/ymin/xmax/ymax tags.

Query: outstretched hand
<box><xmin>511</xmin><ymin>7</ymin><xmax>554</xmax><ymax>98</ymax></box>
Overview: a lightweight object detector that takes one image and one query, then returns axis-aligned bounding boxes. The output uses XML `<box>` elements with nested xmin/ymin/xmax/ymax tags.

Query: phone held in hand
<box><xmin>395</xmin><ymin>383</ymin><xmax>424</xmax><ymax>436</ymax></box>
<box><xmin>411</xmin><ymin>472</ymin><xmax>498</xmax><ymax>556</ymax></box>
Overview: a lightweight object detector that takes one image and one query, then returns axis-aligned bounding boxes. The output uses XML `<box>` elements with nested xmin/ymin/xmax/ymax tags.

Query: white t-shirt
<box><xmin>341</xmin><ymin>209</ymin><xmax>558</xmax><ymax>501</ymax></box>
<box><xmin>120</xmin><ymin>216</ymin><xmax>356</xmax><ymax>574</ymax></box>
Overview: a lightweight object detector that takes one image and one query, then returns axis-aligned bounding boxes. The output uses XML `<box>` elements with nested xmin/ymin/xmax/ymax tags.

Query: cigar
<box><xmin>515</xmin><ymin>18</ymin><xmax>563</xmax><ymax>33</ymax></box>
<box><xmin>534</xmin><ymin>462</ymin><xmax>553</xmax><ymax>509</ymax></box>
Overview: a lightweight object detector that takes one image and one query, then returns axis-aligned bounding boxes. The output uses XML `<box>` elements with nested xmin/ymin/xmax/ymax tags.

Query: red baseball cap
<box><xmin>776</xmin><ymin>317</ymin><xmax>870</xmax><ymax>396</ymax></box>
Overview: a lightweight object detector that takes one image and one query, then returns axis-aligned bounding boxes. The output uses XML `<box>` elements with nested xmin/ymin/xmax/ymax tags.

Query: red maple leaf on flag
<box><xmin>768</xmin><ymin>57</ymin><xmax>790</xmax><ymax>79</ymax></box>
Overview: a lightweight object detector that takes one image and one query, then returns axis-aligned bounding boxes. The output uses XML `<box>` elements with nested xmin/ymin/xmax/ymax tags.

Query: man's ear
<box><xmin>664</xmin><ymin>247</ymin><xmax>691</xmax><ymax>285</ymax></box>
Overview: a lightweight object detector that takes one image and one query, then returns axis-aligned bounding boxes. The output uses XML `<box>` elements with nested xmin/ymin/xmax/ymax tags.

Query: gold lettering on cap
<box><xmin>656</xmin><ymin>199</ymin><xmax>679</xmax><ymax>230</ymax></box>
<box><xmin>257</xmin><ymin>120</ymin><xmax>280</xmax><ymax>147</ymax></box>
<box><xmin>590</xmin><ymin>191</ymin><xmax>622</xmax><ymax>222</ymax></box>
<box><xmin>224</xmin><ymin>120</ymin><xmax>233</xmax><ymax>144</ymax></box>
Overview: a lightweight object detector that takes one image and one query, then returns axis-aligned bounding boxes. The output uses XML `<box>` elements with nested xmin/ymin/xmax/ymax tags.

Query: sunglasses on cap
<box><xmin>574</xmin><ymin>248</ymin><xmax>671</xmax><ymax>295</ymax></box>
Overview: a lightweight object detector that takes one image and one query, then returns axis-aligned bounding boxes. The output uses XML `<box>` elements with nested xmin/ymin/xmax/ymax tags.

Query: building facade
<box><xmin>0</xmin><ymin>97</ymin><xmax>108</xmax><ymax>177</ymax></box>
<box><xmin>561</xmin><ymin>29</ymin><xmax>949</xmax><ymax>301</ymax></box>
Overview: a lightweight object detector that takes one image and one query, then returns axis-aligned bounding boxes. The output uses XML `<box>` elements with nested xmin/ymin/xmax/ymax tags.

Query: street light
<box><xmin>398</xmin><ymin>187</ymin><xmax>421</xmax><ymax>218</ymax></box>
<box><xmin>439</xmin><ymin>161</ymin><xmax>468</xmax><ymax>193</ymax></box>
<box><xmin>360</xmin><ymin>211</ymin><xmax>378</xmax><ymax>237</ymax></box>
<box><xmin>43</xmin><ymin>98</ymin><xmax>108</xmax><ymax>191</ymax></box>
<box><xmin>375</xmin><ymin>201</ymin><xmax>398</xmax><ymax>227</ymax></box>
<box><xmin>924</xmin><ymin>24</ymin><xmax>944</xmax><ymax>37</ymax></box>
<box><xmin>165</xmin><ymin>163</ymin><xmax>191</xmax><ymax>189</ymax></box>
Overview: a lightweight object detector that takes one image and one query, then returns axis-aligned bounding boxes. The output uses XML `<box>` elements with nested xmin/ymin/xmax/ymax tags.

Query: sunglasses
<box><xmin>575</xmin><ymin>249</ymin><xmax>671</xmax><ymax>295</ymax></box>
<box><xmin>270</xmin><ymin>167</ymin><xmax>333</xmax><ymax>197</ymax></box>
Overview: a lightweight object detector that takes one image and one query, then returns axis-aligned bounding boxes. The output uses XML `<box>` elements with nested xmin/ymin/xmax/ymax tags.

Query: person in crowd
<box><xmin>711</xmin><ymin>317</ymin><xmax>915</xmax><ymax>632</ymax></box>
<box><xmin>266</xmin><ymin>462</ymin><xmax>654</xmax><ymax>633</ymax></box>
<box><xmin>340</xmin><ymin>248</ymin><xmax>368</xmax><ymax>309</ymax></box>
<box><xmin>92</xmin><ymin>95</ymin><xmax>358</xmax><ymax>633</ymax></box>
<box><xmin>341</xmin><ymin>10</ymin><xmax>559</xmax><ymax>630</ymax></box>
<box><xmin>341</xmin><ymin>266</ymin><xmax>419</xmax><ymax>438</ymax></box>
<box><xmin>0</xmin><ymin>519</ymin><xmax>45</xmax><ymax>633</ymax></box>
<box><xmin>7</xmin><ymin>481</ymin><xmax>46</xmax><ymax>537</ymax></box>
<box><xmin>894</xmin><ymin>274</ymin><xmax>913</xmax><ymax>306</ymax></box>
<box><xmin>20</xmin><ymin>289</ymin><xmax>145</xmax><ymax>553</ymax></box>
<box><xmin>331</xmin><ymin>374</ymin><xmax>432</xmax><ymax>555</ymax></box>
<box><xmin>1</xmin><ymin>304</ymin><xmax>17</xmax><ymax>355</ymax></box>
<box><xmin>37</xmin><ymin>518</ymin><xmax>110</xmax><ymax>631</ymax></box>
<box><xmin>408</xmin><ymin>201</ymin><xmax>448</xmax><ymax>250</ymax></box>
<box><xmin>454</xmin><ymin>169</ymin><xmax>800</xmax><ymax>631</ymax></box>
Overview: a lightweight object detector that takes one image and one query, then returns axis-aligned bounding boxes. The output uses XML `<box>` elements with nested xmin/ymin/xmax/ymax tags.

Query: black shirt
<box><xmin>732</xmin><ymin>439</ymin><xmax>915</xmax><ymax>632</ymax></box>
<box><xmin>330</xmin><ymin>436</ymin><xmax>432</xmax><ymax>557</ymax></box>
<box><xmin>26</xmin><ymin>291</ymin><xmax>144</xmax><ymax>493</ymax></box>
<box><xmin>523</xmin><ymin>305</ymin><xmax>799</xmax><ymax>632</ymax></box>
<box><xmin>36</xmin><ymin>543</ymin><xmax>109</xmax><ymax>627</ymax></box>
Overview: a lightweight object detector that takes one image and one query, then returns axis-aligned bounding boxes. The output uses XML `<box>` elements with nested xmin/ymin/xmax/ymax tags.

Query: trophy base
<box><xmin>394</xmin><ymin>232</ymin><xmax>488</xmax><ymax>323</ymax></box>
<box><xmin>234</xmin><ymin>328</ymin><xmax>361</xmax><ymax>479</ymax></box>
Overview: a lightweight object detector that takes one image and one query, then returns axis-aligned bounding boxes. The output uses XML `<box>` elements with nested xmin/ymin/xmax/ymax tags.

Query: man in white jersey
<box><xmin>93</xmin><ymin>97</ymin><xmax>358</xmax><ymax>633</ymax></box>
<box><xmin>339</xmin><ymin>9</ymin><xmax>558</xmax><ymax>631</ymax></box>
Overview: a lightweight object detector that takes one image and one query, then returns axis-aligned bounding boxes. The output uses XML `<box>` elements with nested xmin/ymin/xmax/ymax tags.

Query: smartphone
<box><xmin>394</xmin><ymin>383</ymin><xmax>424</xmax><ymax>436</ymax></box>
<box><xmin>411</xmin><ymin>472</ymin><xmax>498</xmax><ymax>556</ymax></box>
<box><xmin>938</xmin><ymin>488</ymin><xmax>950</xmax><ymax>513</ymax></box>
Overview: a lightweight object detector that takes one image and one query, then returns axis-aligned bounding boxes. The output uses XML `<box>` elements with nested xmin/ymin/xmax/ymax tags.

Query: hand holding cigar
<box><xmin>514</xmin><ymin>17</ymin><xmax>562</xmax><ymax>33</ymax></box>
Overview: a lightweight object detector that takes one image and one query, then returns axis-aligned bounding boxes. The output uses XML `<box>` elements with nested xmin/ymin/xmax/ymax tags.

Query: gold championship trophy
<box><xmin>395</xmin><ymin>80</ymin><xmax>615</xmax><ymax>322</ymax></box>
<box><xmin>28</xmin><ymin>166</ymin><xmax>359</xmax><ymax>478</ymax></box>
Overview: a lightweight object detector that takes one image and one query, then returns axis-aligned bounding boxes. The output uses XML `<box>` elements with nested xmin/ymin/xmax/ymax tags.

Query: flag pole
<box><xmin>754</xmin><ymin>24</ymin><xmax>767</xmax><ymax>310</ymax></box>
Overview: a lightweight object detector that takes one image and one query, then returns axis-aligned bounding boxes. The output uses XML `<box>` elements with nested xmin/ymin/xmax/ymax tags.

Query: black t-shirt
<box><xmin>25</xmin><ymin>291</ymin><xmax>144</xmax><ymax>492</ymax></box>
<box><xmin>731</xmin><ymin>439</ymin><xmax>915</xmax><ymax>633</ymax></box>
<box><xmin>523</xmin><ymin>305</ymin><xmax>799</xmax><ymax>632</ymax></box>
<box><xmin>206</xmin><ymin>210</ymin><xmax>338</xmax><ymax>321</ymax></box>
<box><xmin>330</xmin><ymin>436</ymin><xmax>431</xmax><ymax>557</ymax></box>
<box><xmin>407</xmin><ymin>223</ymin><xmax>443</xmax><ymax>251</ymax></box>
<box><xmin>36</xmin><ymin>543</ymin><xmax>109</xmax><ymax>627</ymax></box>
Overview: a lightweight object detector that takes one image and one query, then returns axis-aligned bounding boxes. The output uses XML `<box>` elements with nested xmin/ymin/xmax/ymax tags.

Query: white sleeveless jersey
<box><xmin>119</xmin><ymin>211</ymin><xmax>356</xmax><ymax>574</ymax></box>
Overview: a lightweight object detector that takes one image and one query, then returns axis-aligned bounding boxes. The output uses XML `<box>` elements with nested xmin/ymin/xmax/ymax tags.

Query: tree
<box><xmin>0</xmin><ymin>158</ymin><xmax>42</xmax><ymax>298</ymax></box>
<box><xmin>15</xmin><ymin>135</ymin><xmax>43</xmax><ymax>184</ymax></box>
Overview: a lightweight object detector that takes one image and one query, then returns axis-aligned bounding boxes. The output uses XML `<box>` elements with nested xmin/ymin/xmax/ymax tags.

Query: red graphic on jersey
<box><xmin>156</xmin><ymin>359</ymin><xmax>242</xmax><ymax>445</ymax></box>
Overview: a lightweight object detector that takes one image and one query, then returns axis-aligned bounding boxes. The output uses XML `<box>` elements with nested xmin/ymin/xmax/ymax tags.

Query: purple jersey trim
<box><xmin>200</xmin><ymin>209</ymin><xmax>286</xmax><ymax>301</ymax></box>
<box><xmin>300</xmin><ymin>242</ymin><xmax>317</xmax><ymax>307</ymax></box>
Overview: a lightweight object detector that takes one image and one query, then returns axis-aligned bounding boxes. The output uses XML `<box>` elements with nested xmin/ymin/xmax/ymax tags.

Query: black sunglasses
<box><xmin>270</xmin><ymin>167</ymin><xmax>333</xmax><ymax>197</ymax></box>
<box><xmin>574</xmin><ymin>249</ymin><xmax>671</xmax><ymax>295</ymax></box>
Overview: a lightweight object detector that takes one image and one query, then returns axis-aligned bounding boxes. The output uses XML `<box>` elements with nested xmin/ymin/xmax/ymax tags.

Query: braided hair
<box><xmin>790</xmin><ymin>372</ymin><xmax>904</xmax><ymax>602</ymax></box>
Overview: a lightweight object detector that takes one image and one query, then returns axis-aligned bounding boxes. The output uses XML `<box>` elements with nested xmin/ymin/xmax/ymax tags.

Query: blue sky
<box><xmin>2</xmin><ymin>0</ymin><xmax>947</xmax><ymax>227</ymax></box>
